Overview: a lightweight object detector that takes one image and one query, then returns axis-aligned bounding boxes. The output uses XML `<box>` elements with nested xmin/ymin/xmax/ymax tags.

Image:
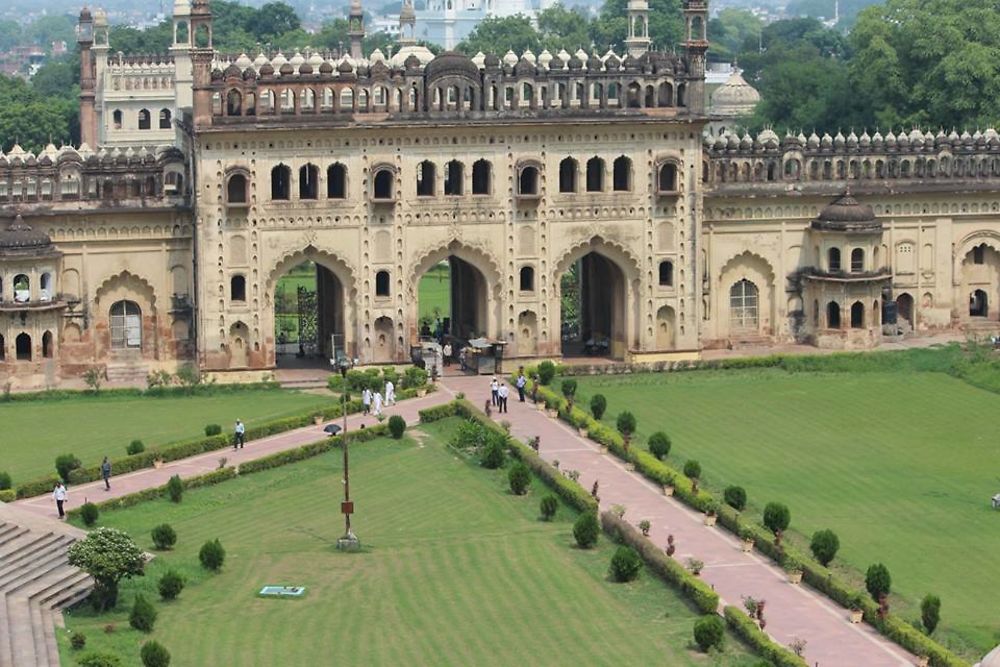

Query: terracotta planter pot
<box><xmin>741</xmin><ymin>539</ymin><xmax>754</xmax><ymax>553</ymax></box>
<box><xmin>663</xmin><ymin>485</ymin><xmax>674</xmax><ymax>496</ymax></box>
<box><xmin>547</xmin><ymin>409</ymin><xmax>559</xmax><ymax>418</ymax></box>
<box><xmin>916</xmin><ymin>657</ymin><xmax>929</xmax><ymax>667</ymax></box>
<box><xmin>313</xmin><ymin>416</ymin><xmax>323</xmax><ymax>425</ymax></box>
<box><xmin>599</xmin><ymin>445</ymin><xmax>608</xmax><ymax>454</ymax></box>
<box><xmin>787</xmin><ymin>571</ymin><xmax>803</xmax><ymax>584</ymax></box>
<box><xmin>849</xmin><ymin>610</ymin><xmax>863</xmax><ymax>624</ymax></box>
<box><xmin>703</xmin><ymin>514</ymin><xmax>717</xmax><ymax>527</ymax></box>
<box><xmin>578</xmin><ymin>428</ymin><xmax>588</xmax><ymax>438</ymax></box>
<box><xmin>417</xmin><ymin>389</ymin><xmax>427</xmax><ymax>397</ymax></box>
<box><xmin>625</xmin><ymin>462</ymin><xmax>636</xmax><ymax>472</ymax></box>
<box><xmin>535</xmin><ymin>402</ymin><xmax>544</xmax><ymax>411</ymax></box>
<box><xmin>153</xmin><ymin>459</ymin><xmax>164</xmax><ymax>469</ymax></box>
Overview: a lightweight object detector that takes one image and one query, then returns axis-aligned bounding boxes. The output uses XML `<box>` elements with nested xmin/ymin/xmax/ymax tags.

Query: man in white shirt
<box><xmin>234</xmin><ymin>420</ymin><xmax>246</xmax><ymax>449</ymax></box>
<box><xmin>515</xmin><ymin>371</ymin><xmax>527</xmax><ymax>402</ymax></box>
<box><xmin>497</xmin><ymin>383</ymin><xmax>509</xmax><ymax>413</ymax></box>
<box><xmin>490</xmin><ymin>377</ymin><xmax>499</xmax><ymax>406</ymax></box>
<box><xmin>53</xmin><ymin>482</ymin><xmax>68</xmax><ymax>519</ymax></box>
<box><xmin>385</xmin><ymin>380</ymin><xmax>395</xmax><ymax>406</ymax></box>
<box><xmin>362</xmin><ymin>387</ymin><xmax>372</xmax><ymax>415</ymax></box>
<box><xmin>373</xmin><ymin>391</ymin><xmax>384</xmax><ymax>417</ymax></box>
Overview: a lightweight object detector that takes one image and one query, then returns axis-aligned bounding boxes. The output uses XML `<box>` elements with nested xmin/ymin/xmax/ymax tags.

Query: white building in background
<box><xmin>414</xmin><ymin>0</ymin><xmax>555</xmax><ymax>50</ymax></box>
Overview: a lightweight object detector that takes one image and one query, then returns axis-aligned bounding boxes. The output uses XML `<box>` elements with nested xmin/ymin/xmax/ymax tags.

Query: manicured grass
<box><xmin>568</xmin><ymin>368</ymin><xmax>1000</xmax><ymax>655</ymax></box>
<box><xmin>418</xmin><ymin>263</ymin><xmax>450</xmax><ymax>323</ymax></box>
<box><xmin>0</xmin><ymin>389</ymin><xmax>332</xmax><ymax>485</ymax></box>
<box><xmin>61</xmin><ymin>419</ymin><xmax>758</xmax><ymax>666</ymax></box>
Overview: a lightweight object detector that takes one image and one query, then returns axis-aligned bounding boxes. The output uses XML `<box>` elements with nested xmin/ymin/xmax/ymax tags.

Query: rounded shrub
<box><xmin>77</xmin><ymin>653</ymin><xmax>122</xmax><ymax>667</ymax></box>
<box><xmin>508</xmin><ymin>462</ymin><xmax>531</xmax><ymax>495</ymax></box>
<box><xmin>150</xmin><ymin>524</ymin><xmax>177</xmax><ymax>551</ymax></box>
<box><xmin>762</xmin><ymin>502</ymin><xmax>791</xmax><ymax>536</ymax></box>
<box><xmin>204</xmin><ymin>423</ymin><xmax>222</xmax><ymax>437</ymax></box>
<box><xmin>537</xmin><ymin>360</ymin><xmax>556</xmax><ymax>385</ymax></box>
<box><xmin>166</xmin><ymin>475</ymin><xmax>183</xmax><ymax>503</ymax></box>
<box><xmin>865</xmin><ymin>562</ymin><xmax>891</xmax><ymax>602</ymax></box>
<box><xmin>615</xmin><ymin>411</ymin><xmax>637</xmax><ymax>437</ymax></box>
<box><xmin>683</xmin><ymin>459</ymin><xmax>702</xmax><ymax>480</ymax></box>
<box><xmin>647</xmin><ymin>432</ymin><xmax>671</xmax><ymax>460</ymax></box>
<box><xmin>55</xmin><ymin>453</ymin><xmax>82</xmax><ymax>482</ymax></box>
<box><xmin>573</xmin><ymin>511</ymin><xmax>600</xmax><ymax>549</ymax></box>
<box><xmin>590</xmin><ymin>394</ymin><xmax>607</xmax><ymax>420</ymax></box>
<box><xmin>140</xmin><ymin>640</ymin><xmax>171</xmax><ymax>667</ymax></box>
<box><xmin>157</xmin><ymin>570</ymin><xmax>185</xmax><ymax>601</ymax></box>
<box><xmin>809</xmin><ymin>529</ymin><xmax>840</xmax><ymax>566</ymax></box>
<box><xmin>0</xmin><ymin>470</ymin><xmax>12</xmax><ymax>490</ymax></box>
<box><xmin>539</xmin><ymin>494</ymin><xmax>558</xmax><ymax>521</ymax></box>
<box><xmin>80</xmin><ymin>502</ymin><xmax>100</xmax><ymax>527</ymax></box>
<box><xmin>480</xmin><ymin>437</ymin><xmax>506</xmax><ymax>470</ymax></box>
<box><xmin>387</xmin><ymin>415</ymin><xmax>406</xmax><ymax>439</ymax></box>
<box><xmin>920</xmin><ymin>594</ymin><xmax>941</xmax><ymax>635</ymax></box>
<box><xmin>70</xmin><ymin>632</ymin><xmax>87</xmax><ymax>650</ymax></box>
<box><xmin>127</xmin><ymin>440</ymin><xmax>145</xmax><ymax>456</ymax></box>
<box><xmin>560</xmin><ymin>379</ymin><xmax>577</xmax><ymax>399</ymax></box>
<box><xmin>693</xmin><ymin>615</ymin><xmax>725</xmax><ymax>652</ymax></box>
<box><xmin>199</xmin><ymin>538</ymin><xmax>226</xmax><ymax>571</ymax></box>
<box><xmin>723</xmin><ymin>485</ymin><xmax>747</xmax><ymax>511</ymax></box>
<box><xmin>608</xmin><ymin>545</ymin><xmax>642</xmax><ymax>582</ymax></box>
<box><xmin>129</xmin><ymin>594</ymin><xmax>157</xmax><ymax>633</ymax></box>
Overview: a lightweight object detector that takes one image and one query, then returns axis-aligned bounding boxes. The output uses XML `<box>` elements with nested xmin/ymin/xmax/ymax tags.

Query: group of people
<box><xmin>487</xmin><ymin>369</ymin><xmax>530</xmax><ymax>415</ymax></box>
<box><xmin>52</xmin><ymin>455</ymin><xmax>113</xmax><ymax>519</ymax></box>
<box><xmin>362</xmin><ymin>380</ymin><xmax>396</xmax><ymax>417</ymax></box>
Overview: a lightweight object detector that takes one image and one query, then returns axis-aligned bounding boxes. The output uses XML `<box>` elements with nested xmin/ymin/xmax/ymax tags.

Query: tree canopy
<box><xmin>0</xmin><ymin>65</ymin><xmax>78</xmax><ymax>152</ymax></box>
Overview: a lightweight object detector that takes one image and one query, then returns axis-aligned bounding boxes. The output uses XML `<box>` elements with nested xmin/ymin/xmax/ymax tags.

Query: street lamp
<box><xmin>336</xmin><ymin>357</ymin><xmax>360</xmax><ymax>551</ymax></box>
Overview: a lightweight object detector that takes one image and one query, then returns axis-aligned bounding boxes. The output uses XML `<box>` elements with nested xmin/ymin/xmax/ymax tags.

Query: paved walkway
<box><xmin>444</xmin><ymin>374</ymin><xmax>918</xmax><ymax>667</ymax></box>
<box><xmin>14</xmin><ymin>389</ymin><xmax>454</xmax><ymax>518</ymax></box>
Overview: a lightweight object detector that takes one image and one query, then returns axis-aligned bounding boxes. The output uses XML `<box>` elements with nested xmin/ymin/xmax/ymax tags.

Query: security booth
<box><xmin>463</xmin><ymin>337</ymin><xmax>506</xmax><ymax>375</ymax></box>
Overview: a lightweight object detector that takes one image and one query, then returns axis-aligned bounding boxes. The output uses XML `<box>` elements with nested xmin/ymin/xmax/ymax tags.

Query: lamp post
<box><xmin>336</xmin><ymin>358</ymin><xmax>360</xmax><ymax>551</ymax></box>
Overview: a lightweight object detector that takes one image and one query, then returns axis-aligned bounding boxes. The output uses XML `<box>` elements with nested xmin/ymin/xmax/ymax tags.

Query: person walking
<box><xmin>443</xmin><ymin>342</ymin><xmax>452</xmax><ymax>367</ymax></box>
<box><xmin>362</xmin><ymin>387</ymin><xmax>372</xmax><ymax>415</ymax></box>
<box><xmin>53</xmin><ymin>482</ymin><xmax>68</xmax><ymax>519</ymax></box>
<box><xmin>516</xmin><ymin>370</ymin><xmax>527</xmax><ymax>402</ymax></box>
<box><xmin>497</xmin><ymin>382</ymin><xmax>509</xmax><ymax>413</ymax></box>
<box><xmin>384</xmin><ymin>379</ymin><xmax>395</xmax><ymax>406</ymax></box>
<box><xmin>490</xmin><ymin>376</ymin><xmax>499</xmax><ymax>406</ymax></box>
<box><xmin>373</xmin><ymin>390</ymin><xmax>384</xmax><ymax>417</ymax></box>
<box><xmin>234</xmin><ymin>419</ymin><xmax>246</xmax><ymax>449</ymax></box>
<box><xmin>101</xmin><ymin>456</ymin><xmax>112</xmax><ymax>491</ymax></box>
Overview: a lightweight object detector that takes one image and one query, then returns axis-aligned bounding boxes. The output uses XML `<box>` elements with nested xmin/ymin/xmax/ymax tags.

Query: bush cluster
<box><xmin>80</xmin><ymin>502</ymin><xmax>100</xmax><ymax>527</ymax></box>
<box><xmin>387</xmin><ymin>415</ymin><xmax>406</xmax><ymax>439</ymax></box>
<box><xmin>647</xmin><ymin>432</ymin><xmax>671</xmax><ymax>460</ymax></box>
<box><xmin>55</xmin><ymin>453</ymin><xmax>82</xmax><ymax>482</ymax></box>
<box><xmin>151</xmin><ymin>524</ymin><xmax>177</xmax><ymax>550</ymax></box>
<box><xmin>683</xmin><ymin>459</ymin><xmax>701</xmax><ymax>480</ymax></box>
<box><xmin>158</xmin><ymin>571</ymin><xmax>185</xmax><ymax>601</ymax></box>
<box><xmin>539</xmin><ymin>494</ymin><xmax>558</xmax><ymax>521</ymax></box>
<box><xmin>723</xmin><ymin>485</ymin><xmax>746</xmax><ymax>511</ymax></box>
<box><xmin>723</xmin><ymin>607</ymin><xmax>808</xmax><ymax>666</ymax></box>
<box><xmin>70</xmin><ymin>632</ymin><xmax>87</xmax><ymax>650</ymax></box>
<box><xmin>77</xmin><ymin>653</ymin><xmax>122</xmax><ymax>667</ymax></box>
<box><xmin>589</xmin><ymin>394</ymin><xmax>607</xmax><ymax>420</ymax></box>
<box><xmin>573</xmin><ymin>512</ymin><xmax>600</xmax><ymax>548</ymax></box>
<box><xmin>127</xmin><ymin>440</ymin><xmax>145</xmax><ymax>456</ymax></box>
<box><xmin>166</xmin><ymin>475</ymin><xmax>183</xmax><ymax>503</ymax></box>
<box><xmin>536</xmin><ymin>360</ymin><xmax>556</xmax><ymax>385</ymax></box>
<box><xmin>693</xmin><ymin>615</ymin><xmax>725</xmax><ymax>652</ymax></box>
<box><xmin>0</xmin><ymin>471</ymin><xmax>11</xmax><ymax>490</ymax></box>
<box><xmin>762</xmin><ymin>502</ymin><xmax>791</xmax><ymax>536</ymax></box>
<box><xmin>140</xmin><ymin>640</ymin><xmax>171</xmax><ymax>667</ymax></box>
<box><xmin>480</xmin><ymin>437</ymin><xmax>506</xmax><ymax>469</ymax></box>
<box><xmin>809</xmin><ymin>529</ymin><xmax>839</xmax><ymax>566</ymax></box>
<box><xmin>204</xmin><ymin>424</ymin><xmax>222</xmax><ymax>436</ymax></box>
<box><xmin>865</xmin><ymin>563</ymin><xmax>891</xmax><ymax>601</ymax></box>
<box><xmin>615</xmin><ymin>411</ymin><xmax>637</xmax><ymax>437</ymax></box>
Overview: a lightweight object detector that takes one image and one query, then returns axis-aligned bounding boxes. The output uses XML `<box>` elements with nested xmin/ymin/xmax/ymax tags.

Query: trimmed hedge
<box><xmin>723</xmin><ymin>606</ymin><xmax>809</xmax><ymax>667</ymax></box>
<box><xmin>524</xmin><ymin>376</ymin><xmax>968</xmax><ymax>667</ymax></box>
<box><xmin>0</xmin><ymin>489</ymin><xmax>15</xmax><ymax>503</ymax></box>
<box><xmin>600</xmin><ymin>512</ymin><xmax>719</xmax><ymax>615</ymax></box>
<box><xmin>17</xmin><ymin>386</ymin><xmax>433</xmax><ymax>499</ymax></box>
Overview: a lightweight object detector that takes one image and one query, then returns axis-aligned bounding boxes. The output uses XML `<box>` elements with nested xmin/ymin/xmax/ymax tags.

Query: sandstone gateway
<box><xmin>1</xmin><ymin>0</ymin><xmax>998</xmax><ymax>386</ymax></box>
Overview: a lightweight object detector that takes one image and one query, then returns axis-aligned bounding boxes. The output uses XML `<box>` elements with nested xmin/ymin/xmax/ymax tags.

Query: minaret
<box><xmin>399</xmin><ymin>0</ymin><xmax>416</xmax><ymax>47</ymax></box>
<box><xmin>625</xmin><ymin>0</ymin><xmax>651</xmax><ymax>58</ymax></box>
<box><xmin>76</xmin><ymin>7</ymin><xmax>97</xmax><ymax>147</ymax></box>
<box><xmin>91</xmin><ymin>9</ymin><xmax>109</xmax><ymax>145</ymax></box>
<box><xmin>171</xmin><ymin>0</ymin><xmax>194</xmax><ymax>111</ymax></box>
<box><xmin>348</xmin><ymin>0</ymin><xmax>365</xmax><ymax>60</ymax></box>
<box><xmin>683</xmin><ymin>0</ymin><xmax>708</xmax><ymax>114</ymax></box>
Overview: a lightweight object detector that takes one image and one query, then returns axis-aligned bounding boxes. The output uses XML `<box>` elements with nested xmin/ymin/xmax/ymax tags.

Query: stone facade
<box><xmin>1</xmin><ymin>0</ymin><xmax>998</xmax><ymax>387</ymax></box>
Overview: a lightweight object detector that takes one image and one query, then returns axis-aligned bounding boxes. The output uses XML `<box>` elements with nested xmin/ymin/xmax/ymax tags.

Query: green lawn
<box><xmin>418</xmin><ymin>263</ymin><xmax>451</xmax><ymax>323</ymax></box>
<box><xmin>0</xmin><ymin>389</ymin><xmax>332</xmax><ymax>485</ymax></box>
<box><xmin>61</xmin><ymin>419</ymin><xmax>758</xmax><ymax>666</ymax></box>
<box><xmin>567</xmin><ymin>368</ymin><xmax>1000</xmax><ymax>655</ymax></box>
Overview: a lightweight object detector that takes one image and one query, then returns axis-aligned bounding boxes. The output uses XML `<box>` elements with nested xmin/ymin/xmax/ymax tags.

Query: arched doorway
<box><xmin>655</xmin><ymin>306</ymin><xmax>676</xmax><ymax>349</ymax></box>
<box><xmin>372</xmin><ymin>316</ymin><xmax>394</xmax><ymax>362</ymax></box>
<box><xmin>851</xmin><ymin>301</ymin><xmax>865</xmax><ymax>328</ymax></box>
<box><xmin>729</xmin><ymin>279</ymin><xmax>759</xmax><ymax>332</ymax></box>
<box><xmin>412</xmin><ymin>244</ymin><xmax>496</xmax><ymax>348</ymax></box>
<box><xmin>15</xmin><ymin>333</ymin><xmax>31</xmax><ymax>361</ymax></box>
<box><xmin>896</xmin><ymin>293</ymin><xmax>914</xmax><ymax>327</ymax></box>
<box><xmin>269</xmin><ymin>253</ymin><xmax>351</xmax><ymax>368</ymax></box>
<box><xmin>970</xmin><ymin>289</ymin><xmax>988</xmax><ymax>317</ymax></box>
<box><xmin>517</xmin><ymin>311</ymin><xmax>538</xmax><ymax>356</ymax></box>
<box><xmin>229</xmin><ymin>322</ymin><xmax>249</xmax><ymax>368</ymax></box>
<box><xmin>559</xmin><ymin>251</ymin><xmax>629</xmax><ymax>359</ymax></box>
<box><xmin>827</xmin><ymin>301</ymin><xmax>841</xmax><ymax>329</ymax></box>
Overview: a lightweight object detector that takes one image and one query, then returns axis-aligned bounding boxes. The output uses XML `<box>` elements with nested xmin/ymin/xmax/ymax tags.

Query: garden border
<box><xmin>519</xmin><ymin>377</ymin><xmax>968</xmax><ymax>667</ymax></box>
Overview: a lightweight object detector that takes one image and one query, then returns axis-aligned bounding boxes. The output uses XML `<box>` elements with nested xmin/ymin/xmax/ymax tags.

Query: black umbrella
<box><xmin>323</xmin><ymin>423</ymin><xmax>342</xmax><ymax>436</ymax></box>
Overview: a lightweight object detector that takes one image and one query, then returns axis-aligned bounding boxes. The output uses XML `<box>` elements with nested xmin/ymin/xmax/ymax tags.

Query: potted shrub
<box><xmin>610</xmin><ymin>504</ymin><xmax>626</xmax><ymax>519</ymax></box>
<box><xmin>665</xmin><ymin>534</ymin><xmax>676</xmax><ymax>557</ymax></box>
<box><xmin>916</xmin><ymin>656</ymin><xmax>930</xmax><ymax>667</ymax></box>
<box><xmin>683</xmin><ymin>459</ymin><xmax>701</xmax><ymax>494</ymax></box>
<box><xmin>638</xmin><ymin>520</ymin><xmax>651</xmax><ymax>537</ymax></box>
<box><xmin>742</xmin><ymin>595</ymin><xmax>759</xmax><ymax>621</ymax></box>
<box><xmin>561</xmin><ymin>379</ymin><xmax>577</xmax><ymax>411</ymax></box>
<box><xmin>615</xmin><ymin>411</ymin><xmax>637</xmax><ymax>452</ymax></box>
<box><xmin>686</xmin><ymin>557</ymin><xmax>704</xmax><ymax>576</ymax></box>
<box><xmin>313</xmin><ymin>413</ymin><xmax>324</xmax><ymax>425</ymax></box>
<box><xmin>152</xmin><ymin>450</ymin><xmax>165</xmax><ymax>469</ymax></box>
<box><xmin>702</xmin><ymin>501</ymin><xmax>718</xmax><ymax>527</ymax></box>
<box><xmin>740</xmin><ymin>526</ymin><xmax>755</xmax><ymax>553</ymax></box>
<box><xmin>662</xmin><ymin>474</ymin><xmax>675</xmax><ymax>497</ymax></box>
<box><xmin>848</xmin><ymin>593</ymin><xmax>864</xmax><ymax>624</ymax></box>
<box><xmin>784</xmin><ymin>556</ymin><xmax>804</xmax><ymax>584</ymax></box>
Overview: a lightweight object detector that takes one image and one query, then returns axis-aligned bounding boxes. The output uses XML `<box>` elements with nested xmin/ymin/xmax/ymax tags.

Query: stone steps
<box><xmin>105</xmin><ymin>362</ymin><xmax>149</xmax><ymax>384</ymax></box>
<box><xmin>0</xmin><ymin>520</ymin><xmax>92</xmax><ymax>667</ymax></box>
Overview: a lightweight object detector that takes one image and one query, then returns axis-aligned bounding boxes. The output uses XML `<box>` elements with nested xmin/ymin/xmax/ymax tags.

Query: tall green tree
<box><xmin>707</xmin><ymin>8</ymin><xmax>761</xmax><ymax>63</ymax></box>
<box><xmin>591</xmin><ymin>0</ymin><xmax>683</xmax><ymax>52</ymax></box>
<box><xmin>456</xmin><ymin>15</ymin><xmax>541</xmax><ymax>55</ymax></box>
<box><xmin>538</xmin><ymin>4</ymin><xmax>592</xmax><ymax>52</ymax></box>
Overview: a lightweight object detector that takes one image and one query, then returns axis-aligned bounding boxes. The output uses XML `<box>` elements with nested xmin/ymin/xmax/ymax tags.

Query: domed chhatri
<box><xmin>710</xmin><ymin>69</ymin><xmax>760</xmax><ymax>118</ymax></box>
<box><xmin>0</xmin><ymin>214</ymin><xmax>55</xmax><ymax>256</ymax></box>
<box><xmin>811</xmin><ymin>192</ymin><xmax>881</xmax><ymax>232</ymax></box>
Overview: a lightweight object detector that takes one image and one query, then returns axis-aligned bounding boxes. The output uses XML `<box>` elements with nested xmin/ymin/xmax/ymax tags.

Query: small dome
<box><xmin>279</xmin><ymin>62</ymin><xmax>295</xmax><ymax>76</ymax></box>
<box><xmin>319</xmin><ymin>61</ymin><xmax>334</xmax><ymax>74</ymax></box>
<box><xmin>0</xmin><ymin>214</ymin><xmax>54</xmax><ymax>256</ymax></box>
<box><xmin>758</xmin><ymin>128</ymin><xmax>779</xmax><ymax>149</ymax></box>
<box><xmin>710</xmin><ymin>69</ymin><xmax>760</xmax><ymax>118</ymax></box>
<box><xmin>235</xmin><ymin>53</ymin><xmax>253</xmax><ymax>69</ymax></box>
<box><xmin>337</xmin><ymin>59</ymin><xmax>354</xmax><ymax>73</ymax></box>
<box><xmin>807</xmin><ymin>132</ymin><xmax>820</xmax><ymax>148</ymax></box>
<box><xmin>425</xmin><ymin>51</ymin><xmax>480</xmax><ymax>81</ymax></box>
<box><xmin>483</xmin><ymin>53</ymin><xmax>500</xmax><ymax>69</ymax></box>
<box><xmin>812</xmin><ymin>192</ymin><xmax>881</xmax><ymax>232</ymax></box>
<box><xmin>259</xmin><ymin>63</ymin><xmax>275</xmax><ymax>77</ymax></box>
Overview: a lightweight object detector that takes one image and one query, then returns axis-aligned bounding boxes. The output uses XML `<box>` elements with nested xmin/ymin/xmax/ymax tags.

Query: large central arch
<box><xmin>408</xmin><ymin>239</ymin><xmax>501</xmax><ymax>345</ymax></box>
<box><xmin>265</xmin><ymin>246</ymin><xmax>357</xmax><ymax>367</ymax></box>
<box><xmin>555</xmin><ymin>236</ymin><xmax>640</xmax><ymax>360</ymax></box>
